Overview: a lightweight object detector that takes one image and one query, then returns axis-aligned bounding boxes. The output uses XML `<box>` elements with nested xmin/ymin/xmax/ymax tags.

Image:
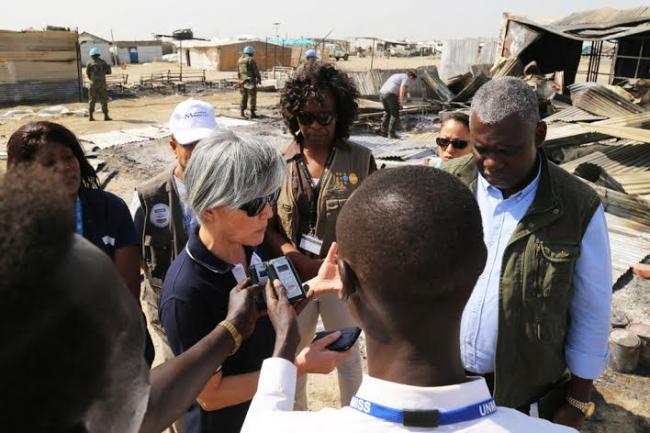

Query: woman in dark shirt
<box><xmin>160</xmin><ymin>129</ymin><xmax>351</xmax><ymax>433</ymax></box>
<box><xmin>7</xmin><ymin>121</ymin><xmax>140</xmax><ymax>299</ymax></box>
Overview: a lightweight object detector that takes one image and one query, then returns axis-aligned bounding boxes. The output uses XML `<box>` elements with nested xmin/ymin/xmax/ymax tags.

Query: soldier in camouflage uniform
<box><xmin>86</xmin><ymin>48</ymin><xmax>112</xmax><ymax>121</ymax></box>
<box><xmin>237</xmin><ymin>46</ymin><xmax>262</xmax><ymax>119</ymax></box>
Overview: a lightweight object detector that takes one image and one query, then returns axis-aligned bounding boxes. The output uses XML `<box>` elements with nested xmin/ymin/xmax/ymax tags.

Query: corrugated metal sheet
<box><xmin>545</xmin><ymin>112</ymin><xmax>650</xmax><ymax>149</ymax></box>
<box><xmin>452</xmin><ymin>73</ymin><xmax>490</xmax><ymax>103</ymax></box>
<box><xmin>606</xmin><ymin>213</ymin><xmax>650</xmax><ymax>288</ymax></box>
<box><xmin>505</xmin><ymin>7</ymin><xmax>650</xmax><ymax>41</ymax></box>
<box><xmin>350</xmin><ymin>133</ymin><xmax>436</xmax><ymax>161</ymax></box>
<box><xmin>439</xmin><ymin>39</ymin><xmax>498</xmax><ymax>80</ymax></box>
<box><xmin>544</xmin><ymin>107</ymin><xmax>607</xmax><ymax>123</ymax></box>
<box><xmin>569</xmin><ymin>83</ymin><xmax>645</xmax><ymax>118</ymax></box>
<box><xmin>562</xmin><ymin>142</ymin><xmax>650</xmax><ymax>199</ymax></box>
<box><xmin>553</xmin><ymin>7</ymin><xmax>650</xmax><ymax>32</ymax></box>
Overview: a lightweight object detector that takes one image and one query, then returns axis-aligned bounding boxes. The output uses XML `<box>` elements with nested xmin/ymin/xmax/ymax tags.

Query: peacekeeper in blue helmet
<box><xmin>294</xmin><ymin>49</ymin><xmax>319</xmax><ymax>76</ymax></box>
<box><xmin>86</xmin><ymin>47</ymin><xmax>113</xmax><ymax>121</ymax></box>
<box><xmin>237</xmin><ymin>46</ymin><xmax>262</xmax><ymax>119</ymax></box>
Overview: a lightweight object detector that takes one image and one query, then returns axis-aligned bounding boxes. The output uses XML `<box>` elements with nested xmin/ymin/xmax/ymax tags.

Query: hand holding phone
<box><xmin>250</xmin><ymin>256</ymin><xmax>306</xmax><ymax>310</ymax></box>
<box><xmin>296</xmin><ymin>330</ymin><xmax>355</xmax><ymax>375</ymax></box>
<box><xmin>312</xmin><ymin>326</ymin><xmax>361</xmax><ymax>352</ymax></box>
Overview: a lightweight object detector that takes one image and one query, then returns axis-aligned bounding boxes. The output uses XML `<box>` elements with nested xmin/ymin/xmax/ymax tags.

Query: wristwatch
<box><xmin>566</xmin><ymin>395</ymin><xmax>596</xmax><ymax>417</ymax></box>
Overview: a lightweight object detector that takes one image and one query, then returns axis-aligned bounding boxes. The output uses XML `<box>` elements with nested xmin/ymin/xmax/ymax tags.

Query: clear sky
<box><xmin>1</xmin><ymin>0</ymin><xmax>645</xmax><ymax>41</ymax></box>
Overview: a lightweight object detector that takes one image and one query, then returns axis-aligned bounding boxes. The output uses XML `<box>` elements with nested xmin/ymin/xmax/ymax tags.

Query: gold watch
<box><xmin>566</xmin><ymin>395</ymin><xmax>596</xmax><ymax>417</ymax></box>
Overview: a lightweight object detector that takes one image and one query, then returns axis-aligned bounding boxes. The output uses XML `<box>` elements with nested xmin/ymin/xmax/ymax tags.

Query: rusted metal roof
<box><xmin>562</xmin><ymin>141</ymin><xmax>650</xmax><ymax>200</ymax></box>
<box><xmin>554</xmin><ymin>7</ymin><xmax>650</xmax><ymax>32</ymax></box>
<box><xmin>545</xmin><ymin>106</ymin><xmax>607</xmax><ymax>124</ymax></box>
<box><xmin>505</xmin><ymin>7</ymin><xmax>650</xmax><ymax>41</ymax></box>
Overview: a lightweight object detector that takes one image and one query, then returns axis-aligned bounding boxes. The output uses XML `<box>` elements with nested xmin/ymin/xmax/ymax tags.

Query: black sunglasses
<box><xmin>297</xmin><ymin>111</ymin><xmax>336</xmax><ymax>126</ymax></box>
<box><xmin>436</xmin><ymin>137</ymin><xmax>469</xmax><ymax>150</ymax></box>
<box><xmin>239</xmin><ymin>190</ymin><xmax>280</xmax><ymax>217</ymax></box>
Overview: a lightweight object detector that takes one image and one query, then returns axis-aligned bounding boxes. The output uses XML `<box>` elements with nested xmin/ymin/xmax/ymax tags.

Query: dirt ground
<box><xmin>1</xmin><ymin>55</ymin><xmax>440</xmax><ymax>142</ymax></box>
<box><xmin>1</xmin><ymin>58</ymin><xmax>648</xmax><ymax>431</ymax></box>
<box><xmin>95</xmin><ymin>55</ymin><xmax>440</xmax><ymax>85</ymax></box>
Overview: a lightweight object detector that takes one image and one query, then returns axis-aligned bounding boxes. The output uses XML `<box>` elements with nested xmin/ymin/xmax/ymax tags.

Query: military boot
<box><xmin>104</xmin><ymin>113</ymin><xmax>112</xmax><ymax>121</ymax></box>
<box><xmin>240</xmin><ymin>109</ymin><xmax>247</xmax><ymax>118</ymax></box>
<box><xmin>89</xmin><ymin>113</ymin><xmax>95</xmax><ymax>121</ymax></box>
<box><xmin>250</xmin><ymin>111</ymin><xmax>258</xmax><ymax>119</ymax></box>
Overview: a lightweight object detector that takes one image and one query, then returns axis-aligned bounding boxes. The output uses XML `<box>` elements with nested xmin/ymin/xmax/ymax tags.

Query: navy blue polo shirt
<box><xmin>160</xmin><ymin>228</ymin><xmax>275</xmax><ymax>433</ymax></box>
<box><xmin>78</xmin><ymin>188</ymin><xmax>153</xmax><ymax>365</ymax></box>
<box><xmin>79</xmin><ymin>188</ymin><xmax>138</xmax><ymax>258</ymax></box>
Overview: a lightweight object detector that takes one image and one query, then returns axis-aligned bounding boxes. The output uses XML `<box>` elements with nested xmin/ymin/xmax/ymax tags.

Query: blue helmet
<box><xmin>305</xmin><ymin>49</ymin><xmax>317</xmax><ymax>59</ymax></box>
<box><xmin>89</xmin><ymin>47</ymin><xmax>101</xmax><ymax>57</ymax></box>
<box><xmin>243</xmin><ymin>46</ymin><xmax>255</xmax><ymax>55</ymax></box>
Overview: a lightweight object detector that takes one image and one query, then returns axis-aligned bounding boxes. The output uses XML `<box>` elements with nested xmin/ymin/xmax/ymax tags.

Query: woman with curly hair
<box><xmin>266</xmin><ymin>62</ymin><xmax>376</xmax><ymax>410</ymax></box>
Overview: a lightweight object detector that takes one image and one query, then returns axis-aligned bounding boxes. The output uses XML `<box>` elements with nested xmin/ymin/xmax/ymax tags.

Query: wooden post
<box><xmin>110</xmin><ymin>29</ymin><xmax>117</xmax><ymax>65</ymax></box>
<box><xmin>370</xmin><ymin>38</ymin><xmax>376</xmax><ymax>71</ymax></box>
<box><xmin>75</xmin><ymin>32</ymin><xmax>84</xmax><ymax>102</ymax></box>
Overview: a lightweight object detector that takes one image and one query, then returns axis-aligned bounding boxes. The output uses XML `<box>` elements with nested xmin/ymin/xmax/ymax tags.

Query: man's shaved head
<box><xmin>336</xmin><ymin>166</ymin><xmax>486</xmax><ymax>336</ymax></box>
<box><xmin>0</xmin><ymin>168</ymin><xmax>149</xmax><ymax>432</ymax></box>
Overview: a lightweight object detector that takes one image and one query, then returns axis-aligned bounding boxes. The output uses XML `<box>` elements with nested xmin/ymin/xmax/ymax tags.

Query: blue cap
<box><xmin>89</xmin><ymin>47</ymin><xmax>101</xmax><ymax>57</ymax></box>
<box><xmin>305</xmin><ymin>49</ymin><xmax>317</xmax><ymax>59</ymax></box>
<box><xmin>243</xmin><ymin>46</ymin><xmax>255</xmax><ymax>54</ymax></box>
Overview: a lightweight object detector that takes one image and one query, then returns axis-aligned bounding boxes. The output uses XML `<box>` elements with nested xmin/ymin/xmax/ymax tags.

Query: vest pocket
<box><xmin>535</xmin><ymin>242</ymin><xmax>580</xmax><ymax>298</ymax></box>
<box><xmin>325</xmin><ymin>199</ymin><xmax>347</xmax><ymax>218</ymax></box>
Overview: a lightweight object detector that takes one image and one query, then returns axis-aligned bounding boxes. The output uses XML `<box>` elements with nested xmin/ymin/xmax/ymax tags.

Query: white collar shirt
<box><xmin>241</xmin><ymin>358</ymin><xmax>576</xmax><ymax>433</ymax></box>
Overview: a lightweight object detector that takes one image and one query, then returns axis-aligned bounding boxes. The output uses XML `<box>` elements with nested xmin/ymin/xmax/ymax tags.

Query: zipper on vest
<box><xmin>535</xmin><ymin>242</ymin><xmax>542</xmax><ymax>298</ymax></box>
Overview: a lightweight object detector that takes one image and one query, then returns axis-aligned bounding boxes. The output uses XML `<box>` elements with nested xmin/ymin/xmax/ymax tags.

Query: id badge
<box><xmin>300</xmin><ymin>234</ymin><xmax>323</xmax><ymax>256</ymax></box>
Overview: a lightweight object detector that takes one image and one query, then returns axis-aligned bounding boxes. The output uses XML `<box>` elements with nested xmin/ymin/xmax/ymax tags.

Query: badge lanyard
<box><xmin>349</xmin><ymin>395</ymin><xmax>497</xmax><ymax>428</ymax></box>
<box><xmin>298</xmin><ymin>148</ymin><xmax>336</xmax><ymax>235</ymax></box>
<box><xmin>75</xmin><ymin>196</ymin><xmax>84</xmax><ymax>236</ymax></box>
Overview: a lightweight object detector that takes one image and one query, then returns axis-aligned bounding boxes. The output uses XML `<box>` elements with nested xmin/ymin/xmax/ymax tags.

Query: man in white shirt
<box><xmin>241</xmin><ymin>166</ymin><xmax>575</xmax><ymax>433</ymax></box>
<box><xmin>379</xmin><ymin>71</ymin><xmax>417</xmax><ymax>138</ymax></box>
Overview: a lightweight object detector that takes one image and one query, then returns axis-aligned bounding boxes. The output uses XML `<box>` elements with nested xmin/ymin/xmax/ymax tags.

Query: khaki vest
<box><xmin>137</xmin><ymin>167</ymin><xmax>188</xmax><ymax>290</ymax></box>
<box><xmin>276</xmin><ymin>140</ymin><xmax>374</xmax><ymax>256</ymax></box>
<box><xmin>443</xmin><ymin>153</ymin><xmax>601</xmax><ymax>409</ymax></box>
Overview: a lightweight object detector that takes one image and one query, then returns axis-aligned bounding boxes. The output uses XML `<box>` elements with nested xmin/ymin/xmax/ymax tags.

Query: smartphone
<box><xmin>249</xmin><ymin>262</ymin><xmax>269</xmax><ymax>285</ymax></box>
<box><xmin>266</xmin><ymin>257</ymin><xmax>305</xmax><ymax>303</ymax></box>
<box><xmin>313</xmin><ymin>326</ymin><xmax>361</xmax><ymax>352</ymax></box>
<box><xmin>249</xmin><ymin>256</ymin><xmax>305</xmax><ymax>309</ymax></box>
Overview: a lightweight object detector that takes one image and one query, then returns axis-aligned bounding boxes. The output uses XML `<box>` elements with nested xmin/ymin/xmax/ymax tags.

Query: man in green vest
<box><xmin>86</xmin><ymin>47</ymin><xmax>112</xmax><ymax>121</ymax></box>
<box><xmin>238</xmin><ymin>46</ymin><xmax>262</xmax><ymax>119</ymax></box>
<box><xmin>443</xmin><ymin>77</ymin><xmax>612</xmax><ymax>430</ymax></box>
<box><xmin>130</xmin><ymin>99</ymin><xmax>218</xmax><ymax>433</ymax></box>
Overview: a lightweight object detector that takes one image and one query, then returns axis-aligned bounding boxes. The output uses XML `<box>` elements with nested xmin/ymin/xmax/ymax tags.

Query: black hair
<box><xmin>280</xmin><ymin>62</ymin><xmax>359</xmax><ymax>144</ymax></box>
<box><xmin>0</xmin><ymin>168</ymin><xmax>111</xmax><ymax>432</ymax></box>
<box><xmin>6</xmin><ymin>121</ymin><xmax>100</xmax><ymax>190</ymax></box>
<box><xmin>443</xmin><ymin>112</ymin><xmax>470</xmax><ymax>130</ymax></box>
<box><xmin>336</xmin><ymin>166</ymin><xmax>486</xmax><ymax>333</ymax></box>
<box><xmin>407</xmin><ymin>70</ymin><xmax>418</xmax><ymax>79</ymax></box>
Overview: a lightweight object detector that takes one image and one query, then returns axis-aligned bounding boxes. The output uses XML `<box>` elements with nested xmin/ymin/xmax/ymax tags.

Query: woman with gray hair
<box><xmin>159</xmin><ymin>130</ymin><xmax>350</xmax><ymax>433</ymax></box>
